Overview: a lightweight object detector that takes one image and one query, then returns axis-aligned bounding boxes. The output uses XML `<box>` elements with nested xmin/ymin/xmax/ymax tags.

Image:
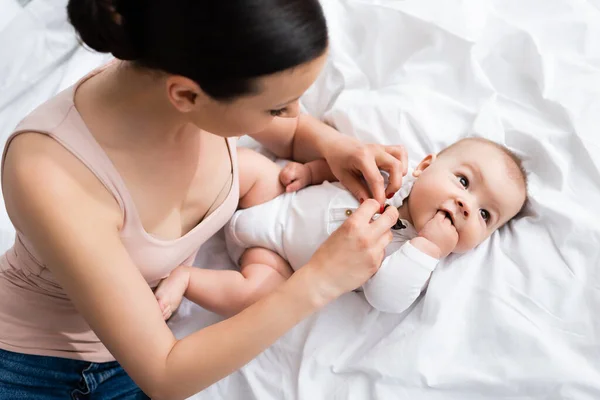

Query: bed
<box><xmin>1</xmin><ymin>0</ymin><xmax>599</xmax><ymax>399</ymax></box>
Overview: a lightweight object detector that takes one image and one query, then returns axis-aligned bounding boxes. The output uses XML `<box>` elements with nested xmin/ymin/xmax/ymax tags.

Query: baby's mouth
<box><xmin>442</xmin><ymin>210</ymin><xmax>455</xmax><ymax>226</ymax></box>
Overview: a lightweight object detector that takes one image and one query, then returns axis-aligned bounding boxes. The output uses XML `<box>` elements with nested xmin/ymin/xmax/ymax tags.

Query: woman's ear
<box><xmin>412</xmin><ymin>154</ymin><xmax>437</xmax><ymax>177</ymax></box>
<box><xmin>165</xmin><ymin>75</ymin><xmax>205</xmax><ymax>113</ymax></box>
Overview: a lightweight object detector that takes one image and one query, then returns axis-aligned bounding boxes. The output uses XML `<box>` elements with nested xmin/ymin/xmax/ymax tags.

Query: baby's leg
<box><xmin>154</xmin><ymin>248</ymin><xmax>292</xmax><ymax>319</ymax></box>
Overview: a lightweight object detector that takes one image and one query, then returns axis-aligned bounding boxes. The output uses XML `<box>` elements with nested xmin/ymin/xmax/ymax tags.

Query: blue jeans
<box><xmin>0</xmin><ymin>348</ymin><xmax>150</xmax><ymax>400</ymax></box>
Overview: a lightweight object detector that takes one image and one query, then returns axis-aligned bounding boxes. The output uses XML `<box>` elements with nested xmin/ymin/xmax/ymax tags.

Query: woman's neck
<box><xmin>79</xmin><ymin>62</ymin><xmax>195</xmax><ymax>150</ymax></box>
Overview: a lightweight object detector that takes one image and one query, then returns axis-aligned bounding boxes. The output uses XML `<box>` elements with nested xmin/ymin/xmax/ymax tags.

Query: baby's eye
<box><xmin>480</xmin><ymin>209</ymin><xmax>490</xmax><ymax>222</ymax></box>
<box><xmin>269</xmin><ymin>108</ymin><xmax>287</xmax><ymax>117</ymax></box>
<box><xmin>457</xmin><ymin>175</ymin><xmax>469</xmax><ymax>188</ymax></box>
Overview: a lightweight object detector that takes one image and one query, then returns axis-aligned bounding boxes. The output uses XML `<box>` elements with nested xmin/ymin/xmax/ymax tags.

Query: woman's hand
<box><xmin>322</xmin><ymin>137</ymin><xmax>408</xmax><ymax>205</ymax></box>
<box><xmin>250</xmin><ymin>114</ymin><xmax>407</xmax><ymax>205</ymax></box>
<box><xmin>303</xmin><ymin>199</ymin><xmax>400</xmax><ymax>303</ymax></box>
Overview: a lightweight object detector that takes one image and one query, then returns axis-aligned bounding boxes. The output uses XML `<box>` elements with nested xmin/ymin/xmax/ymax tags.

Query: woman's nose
<box><xmin>282</xmin><ymin>101</ymin><xmax>300</xmax><ymax>118</ymax></box>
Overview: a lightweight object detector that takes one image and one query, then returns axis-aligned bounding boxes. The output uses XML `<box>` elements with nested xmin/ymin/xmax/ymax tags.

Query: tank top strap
<box><xmin>2</xmin><ymin>85</ymin><xmax>129</xmax><ymax>217</ymax></box>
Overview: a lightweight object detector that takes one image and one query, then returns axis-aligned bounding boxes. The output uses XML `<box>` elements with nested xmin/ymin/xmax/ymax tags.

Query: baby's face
<box><xmin>407</xmin><ymin>140</ymin><xmax>527</xmax><ymax>253</ymax></box>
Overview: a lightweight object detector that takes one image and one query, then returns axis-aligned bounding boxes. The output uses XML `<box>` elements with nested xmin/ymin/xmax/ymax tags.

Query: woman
<box><xmin>0</xmin><ymin>1</ymin><xmax>405</xmax><ymax>399</ymax></box>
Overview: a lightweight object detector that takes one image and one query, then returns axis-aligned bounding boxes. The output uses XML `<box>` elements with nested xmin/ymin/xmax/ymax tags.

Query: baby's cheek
<box><xmin>413</xmin><ymin>214</ymin><xmax>428</xmax><ymax>233</ymax></box>
<box><xmin>455</xmin><ymin>229</ymin><xmax>481</xmax><ymax>253</ymax></box>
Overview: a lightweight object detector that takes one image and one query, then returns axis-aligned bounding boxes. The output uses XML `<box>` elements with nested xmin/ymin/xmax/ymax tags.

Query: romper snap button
<box><xmin>345</xmin><ymin>209</ymin><xmax>353</xmax><ymax>216</ymax></box>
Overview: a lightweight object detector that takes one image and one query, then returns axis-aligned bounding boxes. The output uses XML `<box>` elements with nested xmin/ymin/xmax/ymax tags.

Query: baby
<box><xmin>155</xmin><ymin>137</ymin><xmax>528</xmax><ymax>318</ymax></box>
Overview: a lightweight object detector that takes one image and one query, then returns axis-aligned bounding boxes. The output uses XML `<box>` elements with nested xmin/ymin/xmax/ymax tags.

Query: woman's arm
<box><xmin>3</xmin><ymin>133</ymin><xmax>399</xmax><ymax>400</ymax></box>
<box><xmin>250</xmin><ymin>113</ymin><xmax>409</xmax><ymax>205</ymax></box>
<box><xmin>248</xmin><ymin>113</ymin><xmax>338</xmax><ymax>161</ymax></box>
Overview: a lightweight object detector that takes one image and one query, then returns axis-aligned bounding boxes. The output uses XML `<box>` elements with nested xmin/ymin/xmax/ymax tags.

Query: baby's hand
<box><xmin>279</xmin><ymin>162</ymin><xmax>313</xmax><ymax>192</ymax></box>
<box><xmin>413</xmin><ymin>211</ymin><xmax>459</xmax><ymax>259</ymax></box>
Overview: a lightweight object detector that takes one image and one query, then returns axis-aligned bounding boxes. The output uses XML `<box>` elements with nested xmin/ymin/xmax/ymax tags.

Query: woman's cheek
<box><xmin>242</xmin><ymin>114</ymin><xmax>275</xmax><ymax>135</ymax></box>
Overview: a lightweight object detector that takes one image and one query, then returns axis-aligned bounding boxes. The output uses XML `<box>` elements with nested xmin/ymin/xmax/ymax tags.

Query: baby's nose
<box><xmin>457</xmin><ymin>200</ymin><xmax>470</xmax><ymax>217</ymax></box>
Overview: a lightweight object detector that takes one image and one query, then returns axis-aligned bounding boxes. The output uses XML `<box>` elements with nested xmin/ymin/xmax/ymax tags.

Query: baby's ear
<box><xmin>412</xmin><ymin>154</ymin><xmax>437</xmax><ymax>177</ymax></box>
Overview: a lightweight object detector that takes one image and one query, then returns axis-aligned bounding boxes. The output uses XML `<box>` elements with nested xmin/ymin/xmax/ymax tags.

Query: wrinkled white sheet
<box><xmin>1</xmin><ymin>0</ymin><xmax>600</xmax><ymax>399</ymax></box>
<box><xmin>0</xmin><ymin>0</ymin><xmax>112</xmax><ymax>250</ymax></box>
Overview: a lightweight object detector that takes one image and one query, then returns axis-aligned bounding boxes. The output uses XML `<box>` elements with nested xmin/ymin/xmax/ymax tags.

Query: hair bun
<box><xmin>67</xmin><ymin>0</ymin><xmax>138</xmax><ymax>61</ymax></box>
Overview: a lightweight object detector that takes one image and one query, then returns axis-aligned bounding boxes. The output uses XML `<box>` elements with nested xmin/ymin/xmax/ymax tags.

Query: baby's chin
<box><xmin>453</xmin><ymin>240</ymin><xmax>485</xmax><ymax>254</ymax></box>
<box><xmin>409</xmin><ymin>212</ymin><xmax>429</xmax><ymax>233</ymax></box>
<box><xmin>450</xmin><ymin>246</ymin><xmax>470</xmax><ymax>255</ymax></box>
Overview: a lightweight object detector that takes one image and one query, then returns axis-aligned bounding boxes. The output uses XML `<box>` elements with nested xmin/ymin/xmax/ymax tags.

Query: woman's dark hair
<box><xmin>67</xmin><ymin>0</ymin><xmax>328</xmax><ymax>101</ymax></box>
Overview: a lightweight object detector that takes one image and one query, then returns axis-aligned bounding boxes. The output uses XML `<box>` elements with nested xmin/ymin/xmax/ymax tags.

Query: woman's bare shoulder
<box><xmin>2</xmin><ymin>132</ymin><xmax>121</xmax><ymax>232</ymax></box>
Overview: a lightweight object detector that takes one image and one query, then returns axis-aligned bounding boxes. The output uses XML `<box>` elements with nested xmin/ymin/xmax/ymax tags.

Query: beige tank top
<box><xmin>0</xmin><ymin>68</ymin><xmax>239</xmax><ymax>362</ymax></box>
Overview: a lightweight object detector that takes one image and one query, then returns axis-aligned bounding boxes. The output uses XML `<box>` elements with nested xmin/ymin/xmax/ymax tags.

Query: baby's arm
<box><xmin>237</xmin><ymin>147</ymin><xmax>286</xmax><ymax>209</ymax></box>
<box><xmin>279</xmin><ymin>159</ymin><xmax>338</xmax><ymax>192</ymax></box>
<box><xmin>362</xmin><ymin>242</ymin><xmax>438</xmax><ymax>314</ymax></box>
<box><xmin>362</xmin><ymin>210</ymin><xmax>458</xmax><ymax>313</ymax></box>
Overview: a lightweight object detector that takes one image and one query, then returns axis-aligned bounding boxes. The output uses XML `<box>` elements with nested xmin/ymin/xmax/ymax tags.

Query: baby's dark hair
<box><xmin>67</xmin><ymin>0</ymin><xmax>328</xmax><ymax>101</ymax></box>
<box><xmin>440</xmin><ymin>137</ymin><xmax>529</xmax><ymax>215</ymax></box>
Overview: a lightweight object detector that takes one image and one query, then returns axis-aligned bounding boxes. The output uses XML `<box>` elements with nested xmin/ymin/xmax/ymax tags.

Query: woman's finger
<box><xmin>338</xmin><ymin>172</ymin><xmax>371</xmax><ymax>204</ymax></box>
<box><xmin>383</xmin><ymin>145</ymin><xmax>408</xmax><ymax>175</ymax></box>
<box><xmin>355</xmin><ymin>156</ymin><xmax>386</xmax><ymax>205</ymax></box>
<box><xmin>370</xmin><ymin>204</ymin><xmax>399</xmax><ymax>236</ymax></box>
<box><xmin>348</xmin><ymin>198</ymin><xmax>381</xmax><ymax>224</ymax></box>
<box><xmin>375</xmin><ymin>230</ymin><xmax>394</xmax><ymax>256</ymax></box>
<box><xmin>374</xmin><ymin>152</ymin><xmax>403</xmax><ymax>197</ymax></box>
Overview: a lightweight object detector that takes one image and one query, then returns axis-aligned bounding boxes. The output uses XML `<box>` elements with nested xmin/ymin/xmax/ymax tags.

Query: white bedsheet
<box><xmin>0</xmin><ymin>0</ymin><xmax>112</xmax><ymax>250</ymax></box>
<box><xmin>1</xmin><ymin>0</ymin><xmax>599</xmax><ymax>399</ymax></box>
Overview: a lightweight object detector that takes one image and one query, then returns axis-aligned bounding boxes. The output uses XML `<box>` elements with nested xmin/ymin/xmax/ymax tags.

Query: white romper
<box><xmin>225</xmin><ymin>175</ymin><xmax>439</xmax><ymax>314</ymax></box>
